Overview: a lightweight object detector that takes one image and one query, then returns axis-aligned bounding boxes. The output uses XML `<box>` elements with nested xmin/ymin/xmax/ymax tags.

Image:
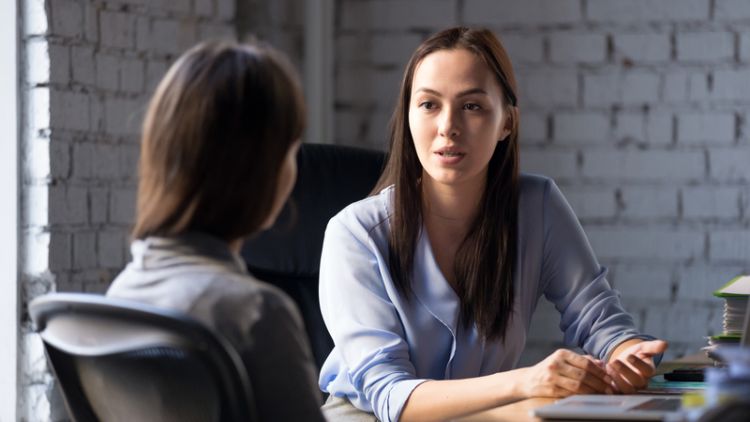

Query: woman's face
<box><xmin>260</xmin><ymin>140</ymin><xmax>301</xmax><ymax>230</ymax></box>
<box><xmin>408</xmin><ymin>48</ymin><xmax>510</xmax><ymax>188</ymax></box>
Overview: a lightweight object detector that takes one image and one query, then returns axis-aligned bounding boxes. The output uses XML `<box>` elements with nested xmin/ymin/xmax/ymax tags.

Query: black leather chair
<box><xmin>242</xmin><ymin>143</ymin><xmax>386</xmax><ymax>369</ymax></box>
<box><xmin>29</xmin><ymin>293</ymin><xmax>256</xmax><ymax>422</ymax></box>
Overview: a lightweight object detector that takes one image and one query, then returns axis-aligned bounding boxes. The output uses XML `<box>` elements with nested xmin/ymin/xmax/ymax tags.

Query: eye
<box><xmin>419</xmin><ymin>101</ymin><xmax>436</xmax><ymax>110</ymax></box>
<box><xmin>463</xmin><ymin>103</ymin><xmax>482</xmax><ymax>111</ymax></box>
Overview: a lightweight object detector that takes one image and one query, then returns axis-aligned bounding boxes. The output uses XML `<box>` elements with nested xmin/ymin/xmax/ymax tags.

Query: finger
<box><xmin>557</xmin><ymin>372</ymin><xmax>598</xmax><ymax>395</ymax></box>
<box><xmin>611</xmin><ymin>359</ymin><xmax>646</xmax><ymax>391</ymax></box>
<box><xmin>558</xmin><ymin>363</ymin><xmax>613</xmax><ymax>394</ymax></box>
<box><xmin>607</xmin><ymin>364</ymin><xmax>636</xmax><ymax>394</ymax></box>
<box><xmin>566</xmin><ymin>353</ymin><xmax>609</xmax><ymax>381</ymax></box>
<box><xmin>625</xmin><ymin>354</ymin><xmax>655</xmax><ymax>378</ymax></box>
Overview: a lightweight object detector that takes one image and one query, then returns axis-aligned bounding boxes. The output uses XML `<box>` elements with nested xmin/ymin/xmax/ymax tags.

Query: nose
<box><xmin>438</xmin><ymin>107</ymin><xmax>460</xmax><ymax>139</ymax></box>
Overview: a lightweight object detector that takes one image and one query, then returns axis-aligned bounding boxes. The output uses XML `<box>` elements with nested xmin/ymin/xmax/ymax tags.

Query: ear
<box><xmin>497</xmin><ymin>113</ymin><xmax>513</xmax><ymax>142</ymax></box>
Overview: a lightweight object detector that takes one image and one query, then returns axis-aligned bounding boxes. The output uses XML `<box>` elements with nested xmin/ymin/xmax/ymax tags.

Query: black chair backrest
<box><xmin>242</xmin><ymin>143</ymin><xmax>386</xmax><ymax>368</ymax></box>
<box><xmin>29</xmin><ymin>293</ymin><xmax>256</xmax><ymax>422</ymax></box>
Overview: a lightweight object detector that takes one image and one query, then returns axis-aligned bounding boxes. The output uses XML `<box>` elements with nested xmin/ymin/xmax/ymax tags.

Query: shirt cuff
<box><xmin>386</xmin><ymin>378</ymin><xmax>429</xmax><ymax>422</ymax></box>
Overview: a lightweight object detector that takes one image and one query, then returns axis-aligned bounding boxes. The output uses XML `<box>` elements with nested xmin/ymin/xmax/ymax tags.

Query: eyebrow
<box><xmin>413</xmin><ymin>87</ymin><xmax>488</xmax><ymax>97</ymax></box>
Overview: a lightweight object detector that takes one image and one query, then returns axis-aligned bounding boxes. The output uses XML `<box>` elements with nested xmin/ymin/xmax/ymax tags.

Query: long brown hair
<box><xmin>133</xmin><ymin>40</ymin><xmax>305</xmax><ymax>241</ymax></box>
<box><xmin>372</xmin><ymin>27</ymin><xmax>520</xmax><ymax>342</ymax></box>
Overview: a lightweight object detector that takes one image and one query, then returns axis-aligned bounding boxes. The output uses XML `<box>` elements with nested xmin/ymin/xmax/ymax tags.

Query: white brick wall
<box><xmin>334</xmin><ymin>0</ymin><xmax>750</xmax><ymax>363</ymax></box>
<box><xmin>20</xmin><ymin>0</ymin><xmax>237</xmax><ymax>419</ymax></box>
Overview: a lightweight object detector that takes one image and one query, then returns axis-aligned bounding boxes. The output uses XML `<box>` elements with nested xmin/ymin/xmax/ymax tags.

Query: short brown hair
<box><xmin>133</xmin><ymin>40</ymin><xmax>305</xmax><ymax>241</ymax></box>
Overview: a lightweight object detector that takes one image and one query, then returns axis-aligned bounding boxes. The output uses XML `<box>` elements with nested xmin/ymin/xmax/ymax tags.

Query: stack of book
<box><xmin>705</xmin><ymin>276</ymin><xmax>750</xmax><ymax>358</ymax></box>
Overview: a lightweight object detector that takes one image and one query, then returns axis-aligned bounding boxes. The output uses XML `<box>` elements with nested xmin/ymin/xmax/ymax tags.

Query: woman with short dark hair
<box><xmin>107</xmin><ymin>40</ymin><xmax>325</xmax><ymax>421</ymax></box>
<box><xmin>318</xmin><ymin>27</ymin><xmax>667</xmax><ymax>422</ymax></box>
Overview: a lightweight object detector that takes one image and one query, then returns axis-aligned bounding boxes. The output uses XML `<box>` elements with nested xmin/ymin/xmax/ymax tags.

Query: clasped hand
<box><xmin>520</xmin><ymin>340</ymin><xmax>668</xmax><ymax>398</ymax></box>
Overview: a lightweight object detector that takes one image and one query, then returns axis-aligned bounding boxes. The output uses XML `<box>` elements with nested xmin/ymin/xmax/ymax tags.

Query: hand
<box><xmin>519</xmin><ymin>349</ymin><xmax>614</xmax><ymax>398</ymax></box>
<box><xmin>606</xmin><ymin>339</ymin><xmax>668</xmax><ymax>394</ymax></box>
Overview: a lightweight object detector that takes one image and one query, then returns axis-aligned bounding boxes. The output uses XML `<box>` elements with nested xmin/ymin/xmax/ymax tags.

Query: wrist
<box><xmin>498</xmin><ymin>367</ymin><xmax>528</xmax><ymax>401</ymax></box>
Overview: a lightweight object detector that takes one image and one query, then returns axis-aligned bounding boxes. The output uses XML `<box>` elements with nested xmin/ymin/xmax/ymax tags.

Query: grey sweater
<box><xmin>107</xmin><ymin>232</ymin><xmax>325</xmax><ymax>421</ymax></box>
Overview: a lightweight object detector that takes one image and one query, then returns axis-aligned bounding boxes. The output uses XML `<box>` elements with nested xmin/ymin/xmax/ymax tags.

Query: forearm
<box><xmin>399</xmin><ymin>368</ymin><xmax>526</xmax><ymax>422</ymax></box>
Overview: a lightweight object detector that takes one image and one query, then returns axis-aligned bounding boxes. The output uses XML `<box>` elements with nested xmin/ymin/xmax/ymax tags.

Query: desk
<box><xmin>457</xmin><ymin>353</ymin><xmax>711</xmax><ymax>421</ymax></box>
<box><xmin>457</xmin><ymin>398</ymin><xmax>554</xmax><ymax>422</ymax></box>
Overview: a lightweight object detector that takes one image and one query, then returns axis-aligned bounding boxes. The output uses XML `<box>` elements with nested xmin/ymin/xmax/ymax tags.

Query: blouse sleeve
<box><xmin>319</xmin><ymin>213</ymin><xmax>427</xmax><ymax>422</ymax></box>
<box><xmin>539</xmin><ymin>179</ymin><xmax>655</xmax><ymax>361</ymax></box>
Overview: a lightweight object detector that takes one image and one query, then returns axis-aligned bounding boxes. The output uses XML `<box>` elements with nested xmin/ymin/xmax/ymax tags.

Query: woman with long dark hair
<box><xmin>107</xmin><ymin>40</ymin><xmax>325</xmax><ymax>421</ymax></box>
<box><xmin>318</xmin><ymin>27</ymin><xmax>667</xmax><ymax>422</ymax></box>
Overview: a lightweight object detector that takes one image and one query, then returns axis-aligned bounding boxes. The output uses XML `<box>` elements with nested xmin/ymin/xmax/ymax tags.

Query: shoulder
<box><xmin>327</xmin><ymin>185</ymin><xmax>392</xmax><ymax>241</ymax></box>
<box><xmin>519</xmin><ymin>172</ymin><xmax>556</xmax><ymax>208</ymax></box>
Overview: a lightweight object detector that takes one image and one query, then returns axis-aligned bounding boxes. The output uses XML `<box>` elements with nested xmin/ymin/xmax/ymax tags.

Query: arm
<box><xmin>606</xmin><ymin>338</ymin><xmax>668</xmax><ymax>393</ymax></box>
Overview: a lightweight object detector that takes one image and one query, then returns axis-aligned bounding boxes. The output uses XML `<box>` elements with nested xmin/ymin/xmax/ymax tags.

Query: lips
<box><xmin>434</xmin><ymin>147</ymin><xmax>465</xmax><ymax>164</ymax></box>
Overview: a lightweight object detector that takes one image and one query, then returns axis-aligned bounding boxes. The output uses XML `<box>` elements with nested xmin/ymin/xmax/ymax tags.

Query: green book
<box><xmin>713</xmin><ymin>275</ymin><xmax>750</xmax><ymax>298</ymax></box>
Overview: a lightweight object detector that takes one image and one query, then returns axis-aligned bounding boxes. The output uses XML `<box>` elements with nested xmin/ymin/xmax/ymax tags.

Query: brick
<box><xmin>520</xmin><ymin>149</ymin><xmax>578</xmax><ymax>180</ymax></box>
<box><xmin>371</xmin><ymin>34</ymin><xmax>422</xmax><ymax>66</ymax></box>
<box><xmin>464</xmin><ymin>0</ymin><xmax>580</xmax><ymax>25</ymax></box>
<box><xmin>499</xmin><ymin>34</ymin><xmax>544</xmax><ymax>64</ymax></box>
<box><xmin>553</xmin><ymin>112</ymin><xmax>609</xmax><ymax>144</ymax></box>
<box><xmin>195</xmin><ymin>0</ymin><xmax>214</xmax><ymax>17</ymax></box>
<box><xmin>614</xmin><ymin>112</ymin><xmax>645</xmax><ymax>143</ymax></box>
<box><xmin>710</xmin><ymin>230</ymin><xmax>750</xmax><ymax>261</ymax></box>
<box><xmin>740</xmin><ymin>33</ymin><xmax>750</xmax><ymax>63</ymax></box>
<box><xmin>145</xmin><ymin>59</ymin><xmax>169</xmax><ymax>92</ymax></box>
<box><xmin>118</xmin><ymin>144</ymin><xmax>140</xmax><ymax>181</ymax></box>
<box><xmin>71</xmin><ymin>46</ymin><xmax>95</xmax><ymax>85</ymax></box>
<box><xmin>663</xmin><ymin>71</ymin><xmax>688</xmax><ymax>102</ymax></box>
<box><xmin>198</xmin><ymin>22</ymin><xmax>235</xmax><ymax>41</ymax></box>
<box><xmin>104</xmin><ymin>97</ymin><xmax>143</xmax><ymax>136</ymax></box>
<box><xmin>48</xmin><ymin>44</ymin><xmax>70</xmax><ymax>85</ymax></box>
<box><xmin>96</xmin><ymin>54</ymin><xmax>119</xmax><ymax>92</ymax></box>
<box><xmin>683</xmin><ymin>187</ymin><xmax>741</xmax><ymax>219</ymax></box>
<box><xmin>620</xmin><ymin>187</ymin><xmax>679</xmax><ymax>219</ymax></box>
<box><xmin>676</xmin><ymin>31</ymin><xmax>734</xmax><ymax>62</ymax></box>
<box><xmin>582</xmin><ymin>151</ymin><xmax>704</xmax><ymax>182</ymax></box>
<box><xmin>587</xmin><ymin>228</ymin><xmax>703</xmax><ymax>260</ymax></box>
<box><xmin>709</xmin><ymin>148</ymin><xmax>750</xmax><ymax>182</ymax></box>
<box><xmin>26</xmin><ymin>39</ymin><xmax>49</xmax><ymax>86</ymax></box>
<box><xmin>176</xmin><ymin>20</ymin><xmax>198</xmax><ymax>51</ymax></box>
<box><xmin>50</xmin><ymin>0</ymin><xmax>83</xmax><ymax>38</ymax></box>
<box><xmin>549</xmin><ymin>33</ymin><xmax>606</xmax><ymax>64</ymax></box>
<box><xmin>583</xmin><ymin>72</ymin><xmax>618</xmax><ymax>106</ymax></box>
<box><xmin>216</xmin><ymin>0</ymin><xmax>236</xmax><ymax>21</ymax></box>
<box><xmin>23</xmin><ymin>0</ymin><xmax>48</xmax><ymax>36</ymax></box>
<box><xmin>523</xmin><ymin>68</ymin><xmax>578</xmax><ymax>107</ymax></box>
<box><xmin>92</xmin><ymin>144</ymin><xmax>121</xmax><ymax>180</ymax></box>
<box><xmin>611</xmin><ymin>264</ymin><xmax>672</xmax><ymax>300</ymax></box>
<box><xmin>677</xmin><ymin>112</ymin><xmax>735</xmax><ymax>144</ymax></box>
<box><xmin>120</xmin><ymin>58</ymin><xmax>145</xmax><ymax>93</ymax></box>
<box><xmin>712</xmin><ymin>69</ymin><xmax>750</xmax><ymax>101</ymax></box>
<box><xmin>90</xmin><ymin>188</ymin><xmax>109</xmax><ymax>224</ymax></box>
<box><xmin>646</xmin><ymin>112</ymin><xmax>673</xmax><ymax>145</ymax></box>
<box><xmin>49</xmin><ymin>138</ymin><xmax>70</xmax><ymax>179</ymax></box>
<box><xmin>50</xmin><ymin>91</ymin><xmax>90</xmax><ymax>132</ymax></box>
<box><xmin>614</xmin><ymin>33</ymin><xmax>671</xmax><ymax>63</ymax></box>
<box><xmin>98</xmin><ymin>231</ymin><xmax>125</xmax><ymax>268</ymax></box>
<box><xmin>83</xmin><ymin>1</ymin><xmax>98</xmax><ymax>42</ymax></box>
<box><xmin>100</xmin><ymin>11</ymin><xmax>136</xmax><ymax>49</ymax></box>
<box><xmin>558</xmin><ymin>186</ymin><xmax>616</xmax><ymax>219</ymax></box>
<box><xmin>73</xmin><ymin>232</ymin><xmax>97</xmax><ymax>269</ymax></box>
<box><xmin>687</xmin><ymin>72</ymin><xmax>710</xmax><ymax>101</ymax></box>
<box><xmin>715</xmin><ymin>0</ymin><xmax>750</xmax><ymax>20</ymax></box>
<box><xmin>643</xmin><ymin>305</ymin><xmax>713</xmax><ymax>343</ymax></box>
<box><xmin>587</xmin><ymin>0</ymin><xmax>709</xmax><ymax>23</ymax></box>
<box><xmin>150</xmin><ymin>19</ymin><xmax>181</xmax><ymax>55</ymax></box>
<box><xmin>49</xmin><ymin>185</ymin><xmax>88</xmax><ymax>225</ymax></box>
<box><xmin>622</xmin><ymin>72</ymin><xmax>659</xmax><ymax>105</ymax></box>
<box><xmin>24</xmin><ymin>185</ymin><xmax>47</xmax><ymax>227</ymax></box>
<box><xmin>25</xmin><ymin>138</ymin><xmax>50</xmax><ymax>181</ymax></box>
<box><xmin>342</xmin><ymin>0</ymin><xmax>457</xmax><ymax>30</ymax></box>
<box><xmin>110</xmin><ymin>188</ymin><xmax>137</xmax><ymax>225</ymax></box>
<box><xmin>28</xmin><ymin>87</ymin><xmax>50</xmax><ymax>131</ymax></box>
<box><xmin>676</xmin><ymin>265</ymin><xmax>745</xmax><ymax>302</ymax></box>
<box><xmin>89</xmin><ymin>94</ymin><xmax>104</xmax><ymax>133</ymax></box>
<box><xmin>521</xmin><ymin>112</ymin><xmax>547</xmax><ymax>141</ymax></box>
<box><xmin>49</xmin><ymin>231</ymin><xmax>71</xmax><ymax>271</ymax></box>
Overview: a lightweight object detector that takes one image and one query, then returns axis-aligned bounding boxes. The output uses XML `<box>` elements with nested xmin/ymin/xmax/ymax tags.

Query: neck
<box><xmin>228</xmin><ymin>238</ymin><xmax>243</xmax><ymax>254</ymax></box>
<box><xmin>421</xmin><ymin>172</ymin><xmax>485</xmax><ymax>231</ymax></box>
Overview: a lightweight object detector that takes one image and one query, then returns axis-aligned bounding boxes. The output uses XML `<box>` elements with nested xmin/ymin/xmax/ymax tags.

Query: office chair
<box><xmin>29</xmin><ymin>292</ymin><xmax>256</xmax><ymax>422</ymax></box>
<box><xmin>242</xmin><ymin>142</ymin><xmax>386</xmax><ymax>369</ymax></box>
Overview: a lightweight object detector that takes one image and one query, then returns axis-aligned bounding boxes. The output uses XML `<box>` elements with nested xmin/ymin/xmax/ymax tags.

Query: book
<box><xmin>713</xmin><ymin>276</ymin><xmax>750</xmax><ymax>336</ymax></box>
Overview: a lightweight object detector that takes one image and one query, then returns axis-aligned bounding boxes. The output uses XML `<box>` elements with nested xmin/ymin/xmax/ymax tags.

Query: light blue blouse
<box><xmin>318</xmin><ymin>174</ymin><xmax>653</xmax><ymax>422</ymax></box>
